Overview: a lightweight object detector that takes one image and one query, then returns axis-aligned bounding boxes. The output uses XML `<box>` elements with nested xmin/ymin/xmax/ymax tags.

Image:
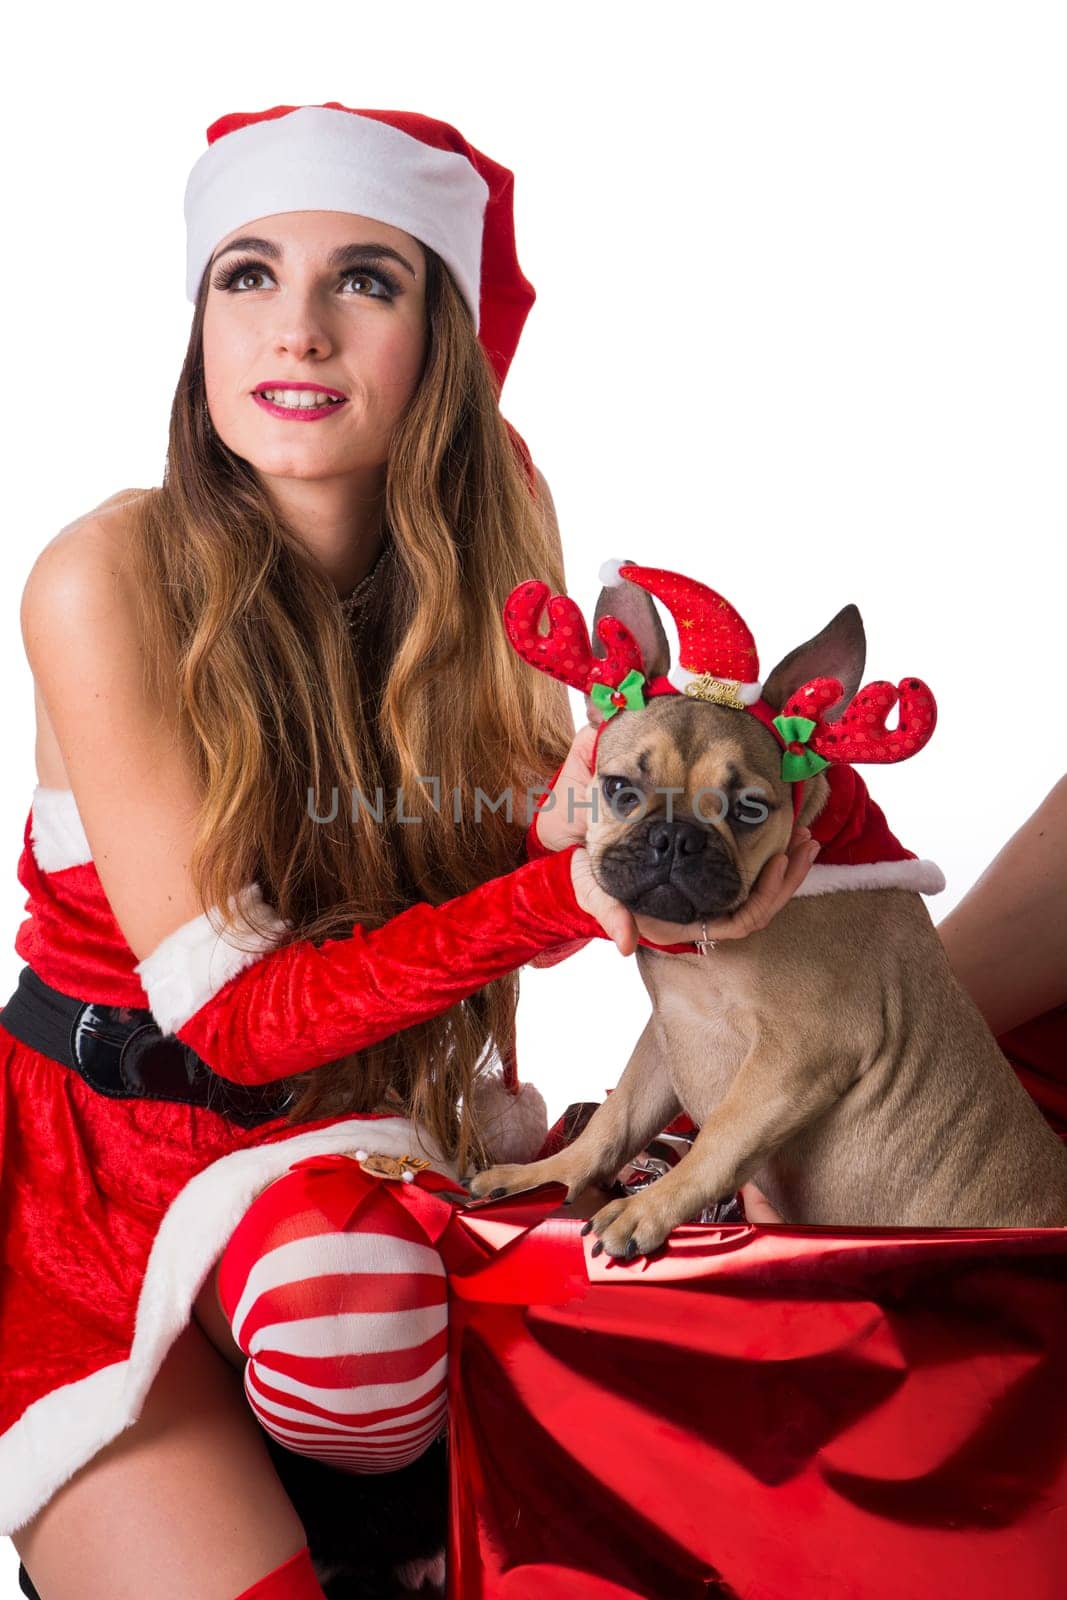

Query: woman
<box><xmin>0</xmin><ymin>102</ymin><xmax>815</xmax><ymax>1600</ymax></box>
<box><xmin>939</xmin><ymin>774</ymin><xmax>1067</xmax><ymax>1135</ymax></box>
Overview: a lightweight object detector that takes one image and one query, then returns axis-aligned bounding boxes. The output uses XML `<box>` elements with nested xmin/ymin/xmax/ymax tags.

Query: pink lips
<box><xmin>252</xmin><ymin>380</ymin><xmax>348</xmax><ymax>423</ymax></box>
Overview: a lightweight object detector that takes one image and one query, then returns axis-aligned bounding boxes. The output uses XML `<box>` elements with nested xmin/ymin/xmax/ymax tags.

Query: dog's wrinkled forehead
<box><xmin>594</xmin><ymin>695</ymin><xmax>784</xmax><ymax>789</ymax></box>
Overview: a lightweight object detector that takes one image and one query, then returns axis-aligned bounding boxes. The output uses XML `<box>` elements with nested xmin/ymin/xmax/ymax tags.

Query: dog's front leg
<box><xmin>586</xmin><ymin>1036</ymin><xmax>851</xmax><ymax>1259</ymax></box>
<box><xmin>468</xmin><ymin>1016</ymin><xmax>681</xmax><ymax>1203</ymax></box>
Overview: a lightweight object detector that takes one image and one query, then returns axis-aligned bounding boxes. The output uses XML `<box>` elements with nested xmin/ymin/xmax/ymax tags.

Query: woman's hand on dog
<box><xmin>632</xmin><ymin>825</ymin><xmax>821</xmax><ymax>946</ymax></box>
<box><xmin>531</xmin><ymin>724</ymin><xmax>598</xmax><ymax>854</ymax></box>
<box><xmin>570</xmin><ymin>845</ymin><xmax>643</xmax><ymax>954</ymax></box>
<box><xmin>570</xmin><ymin>825</ymin><xmax>822</xmax><ymax>955</ymax></box>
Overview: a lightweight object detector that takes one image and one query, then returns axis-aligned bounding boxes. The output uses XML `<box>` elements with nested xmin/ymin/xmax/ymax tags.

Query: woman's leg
<box><xmin>213</xmin><ymin>1159</ymin><xmax>449</xmax><ymax>1474</ymax></box>
<box><xmin>11</xmin><ymin>1319</ymin><xmax>324</xmax><ymax>1600</ymax></box>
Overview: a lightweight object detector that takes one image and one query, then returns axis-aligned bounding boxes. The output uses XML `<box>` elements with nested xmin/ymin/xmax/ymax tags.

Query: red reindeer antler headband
<box><xmin>502</xmin><ymin>559</ymin><xmax>937</xmax><ymax>820</ymax></box>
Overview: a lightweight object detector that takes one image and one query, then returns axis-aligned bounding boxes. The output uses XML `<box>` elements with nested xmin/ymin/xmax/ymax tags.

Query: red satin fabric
<box><xmin>999</xmin><ymin>1003</ymin><xmax>1067</xmax><ymax>1139</ymax></box>
<box><xmin>232</xmin><ymin>1544</ymin><xmax>326</xmax><ymax>1599</ymax></box>
<box><xmin>440</xmin><ymin>1190</ymin><xmax>1067</xmax><ymax>1598</ymax></box>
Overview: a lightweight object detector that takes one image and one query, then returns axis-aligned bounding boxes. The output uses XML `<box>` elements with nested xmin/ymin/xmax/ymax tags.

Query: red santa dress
<box><xmin>0</xmin><ymin>781</ymin><xmax>598</xmax><ymax>1535</ymax></box>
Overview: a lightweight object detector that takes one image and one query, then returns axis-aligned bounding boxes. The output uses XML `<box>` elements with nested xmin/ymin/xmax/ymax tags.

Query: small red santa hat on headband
<box><xmin>597</xmin><ymin>557</ymin><xmax>763</xmax><ymax>705</ymax></box>
<box><xmin>184</xmin><ymin>101</ymin><xmax>536</xmax><ymax>388</ymax></box>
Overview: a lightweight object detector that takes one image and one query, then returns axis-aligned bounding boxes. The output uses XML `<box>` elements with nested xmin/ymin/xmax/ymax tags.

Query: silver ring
<box><xmin>695</xmin><ymin>919</ymin><xmax>717</xmax><ymax>956</ymax></box>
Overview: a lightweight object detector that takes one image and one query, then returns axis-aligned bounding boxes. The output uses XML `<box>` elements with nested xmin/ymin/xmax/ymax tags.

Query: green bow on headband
<box><xmin>590</xmin><ymin>668</ymin><xmax>648</xmax><ymax>720</ymax></box>
<box><xmin>772</xmin><ymin>714</ymin><xmax>831</xmax><ymax>782</ymax></box>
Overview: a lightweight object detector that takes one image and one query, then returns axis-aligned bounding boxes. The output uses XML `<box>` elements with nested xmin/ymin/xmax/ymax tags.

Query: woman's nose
<box><xmin>271</xmin><ymin>291</ymin><xmax>336</xmax><ymax>359</ymax></box>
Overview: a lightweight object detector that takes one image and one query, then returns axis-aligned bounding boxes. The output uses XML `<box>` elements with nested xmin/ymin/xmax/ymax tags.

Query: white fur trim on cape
<box><xmin>30</xmin><ymin>785</ymin><xmax>92</xmax><ymax>872</ymax></box>
<box><xmin>666</xmin><ymin>663</ymin><xmax>763</xmax><ymax>705</ymax></box>
<box><xmin>0</xmin><ymin>1115</ymin><xmax>458</xmax><ymax>1536</ymax></box>
<box><xmin>468</xmin><ymin>1069</ymin><xmax>548</xmax><ymax>1165</ymax></box>
<box><xmin>184</xmin><ymin>107</ymin><xmax>489</xmax><ymax>324</ymax></box>
<box><xmin>793</xmin><ymin>858</ymin><xmax>946</xmax><ymax>897</ymax></box>
<box><xmin>133</xmin><ymin>883</ymin><xmax>292</xmax><ymax>1034</ymax></box>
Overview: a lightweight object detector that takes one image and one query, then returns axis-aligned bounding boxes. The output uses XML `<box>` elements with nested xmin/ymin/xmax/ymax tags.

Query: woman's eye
<box><xmin>339</xmin><ymin>270</ymin><xmax>397</xmax><ymax>298</ymax></box>
<box><xmin>211</xmin><ymin>259</ymin><xmax>275</xmax><ymax>292</ymax></box>
<box><xmin>211</xmin><ymin>258</ymin><xmax>399</xmax><ymax>298</ymax></box>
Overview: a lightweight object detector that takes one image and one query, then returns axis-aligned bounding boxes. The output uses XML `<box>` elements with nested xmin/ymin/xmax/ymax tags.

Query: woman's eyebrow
<box><xmin>210</xmin><ymin>235</ymin><xmax>418</xmax><ymax>279</ymax></box>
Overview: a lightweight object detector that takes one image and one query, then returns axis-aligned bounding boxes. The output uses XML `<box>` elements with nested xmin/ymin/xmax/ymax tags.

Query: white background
<box><xmin>3</xmin><ymin>2</ymin><xmax>1065</xmax><ymax>1588</ymax></box>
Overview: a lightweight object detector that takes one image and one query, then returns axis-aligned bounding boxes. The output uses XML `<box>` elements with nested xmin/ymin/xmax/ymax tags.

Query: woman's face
<box><xmin>201</xmin><ymin>210</ymin><xmax>429</xmax><ymax>483</ymax></box>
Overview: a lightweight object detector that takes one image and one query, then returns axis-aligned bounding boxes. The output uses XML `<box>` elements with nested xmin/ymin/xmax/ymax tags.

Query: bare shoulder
<box><xmin>22</xmin><ymin>489</ymin><xmax>152</xmax><ymax>631</ymax></box>
<box><xmin>21</xmin><ymin>489</ymin><xmax>164</xmax><ymax>793</ymax></box>
<box><xmin>50</xmin><ymin>485</ymin><xmax>150</xmax><ymax>557</ymax></box>
<box><xmin>19</xmin><ymin>488</ymin><xmax>209</xmax><ymax>959</ymax></box>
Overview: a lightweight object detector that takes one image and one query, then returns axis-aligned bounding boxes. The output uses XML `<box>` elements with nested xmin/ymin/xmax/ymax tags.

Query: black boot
<box><xmin>264</xmin><ymin>1428</ymin><xmax>449</xmax><ymax>1598</ymax></box>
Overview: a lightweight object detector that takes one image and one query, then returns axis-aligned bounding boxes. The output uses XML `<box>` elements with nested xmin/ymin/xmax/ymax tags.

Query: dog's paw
<box><xmin>468</xmin><ymin>1159</ymin><xmax>551</xmax><ymax>1200</ymax></box>
<box><xmin>580</xmin><ymin>1190</ymin><xmax>675</xmax><ymax>1260</ymax></box>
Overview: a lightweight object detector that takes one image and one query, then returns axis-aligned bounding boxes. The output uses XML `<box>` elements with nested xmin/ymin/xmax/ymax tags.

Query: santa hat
<box><xmin>184</xmin><ymin>102</ymin><xmax>536</xmax><ymax>387</ymax></box>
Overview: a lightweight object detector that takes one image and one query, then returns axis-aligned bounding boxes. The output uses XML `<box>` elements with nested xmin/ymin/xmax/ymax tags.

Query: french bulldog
<box><xmin>471</xmin><ymin>562</ymin><xmax>1067</xmax><ymax>1257</ymax></box>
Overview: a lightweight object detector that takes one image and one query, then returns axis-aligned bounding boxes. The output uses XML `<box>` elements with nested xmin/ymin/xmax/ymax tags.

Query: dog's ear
<box><xmin>761</xmin><ymin>604</ymin><xmax>866</xmax><ymax>717</ymax></box>
<box><xmin>585</xmin><ymin>561</ymin><xmax>672</xmax><ymax>725</ymax></box>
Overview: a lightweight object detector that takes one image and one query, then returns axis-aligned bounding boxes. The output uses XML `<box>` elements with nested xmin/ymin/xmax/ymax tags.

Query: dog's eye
<box><xmin>731</xmin><ymin>794</ymin><xmax>768</xmax><ymax>827</ymax></box>
<box><xmin>602</xmin><ymin>775</ymin><xmax>643</xmax><ymax>816</ymax></box>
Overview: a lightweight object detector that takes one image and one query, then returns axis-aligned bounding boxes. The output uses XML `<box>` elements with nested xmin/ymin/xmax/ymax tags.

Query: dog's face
<box><xmin>587</xmin><ymin>695</ymin><xmax>807</xmax><ymax>920</ymax></box>
<box><xmin>583</xmin><ymin>569</ymin><xmax>867</xmax><ymax>922</ymax></box>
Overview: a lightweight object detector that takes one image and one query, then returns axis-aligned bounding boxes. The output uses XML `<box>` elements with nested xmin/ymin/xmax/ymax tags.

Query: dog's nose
<box><xmin>646</xmin><ymin>819</ymin><xmax>709</xmax><ymax>862</ymax></box>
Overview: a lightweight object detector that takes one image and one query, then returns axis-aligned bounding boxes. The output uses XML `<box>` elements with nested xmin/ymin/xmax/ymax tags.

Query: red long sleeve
<box><xmin>135</xmin><ymin>843</ymin><xmax>603</xmax><ymax>1086</ymax></box>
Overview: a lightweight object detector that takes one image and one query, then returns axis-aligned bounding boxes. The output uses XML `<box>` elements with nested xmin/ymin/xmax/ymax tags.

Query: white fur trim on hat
<box><xmin>666</xmin><ymin>663</ymin><xmax>764</xmax><ymax>705</ymax></box>
<box><xmin>0</xmin><ymin>1114</ymin><xmax>458</xmax><ymax>1536</ymax></box>
<box><xmin>793</xmin><ymin>859</ymin><xmax>946</xmax><ymax>897</ymax></box>
<box><xmin>467</xmin><ymin>1068</ymin><xmax>548</xmax><ymax>1166</ymax></box>
<box><xmin>134</xmin><ymin>883</ymin><xmax>292</xmax><ymax>1034</ymax></box>
<box><xmin>598</xmin><ymin>556</ymin><xmax>631</xmax><ymax>587</ymax></box>
<box><xmin>29</xmin><ymin>785</ymin><xmax>92</xmax><ymax>872</ymax></box>
<box><xmin>185</xmin><ymin>106</ymin><xmax>489</xmax><ymax>324</ymax></box>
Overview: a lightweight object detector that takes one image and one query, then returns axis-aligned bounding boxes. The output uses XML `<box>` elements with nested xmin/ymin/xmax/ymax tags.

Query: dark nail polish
<box><xmin>591</xmin><ymin>1240</ymin><xmax>604</xmax><ymax>1257</ymax></box>
<box><xmin>580</xmin><ymin>1220</ymin><xmax>593</xmax><ymax>1236</ymax></box>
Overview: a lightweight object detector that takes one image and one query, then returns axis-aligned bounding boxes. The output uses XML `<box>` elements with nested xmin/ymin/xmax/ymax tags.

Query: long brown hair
<box><xmin>128</xmin><ymin>245</ymin><xmax>575</xmax><ymax>1173</ymax></box>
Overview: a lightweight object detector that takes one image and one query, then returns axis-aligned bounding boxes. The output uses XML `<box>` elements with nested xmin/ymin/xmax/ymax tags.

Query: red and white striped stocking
<box><xmin>217</xmin><ymin>1156</ymin><xmax>452</xmax><ymax>1473</ymax></box>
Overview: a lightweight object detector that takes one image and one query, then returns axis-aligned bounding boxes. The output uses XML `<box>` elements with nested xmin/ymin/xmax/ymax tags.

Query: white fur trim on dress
<box><xmin>30</xmin><ymin>785</ymin><xmax>92</xmax><ymax>872</ymax></box>
<box><xmin>184</xmin><ymin>106</ymin><xmax>489</xmax><ymax>324</ymax></box>
<box><xmin>793</xmin><ymin>858</ymin><xmax>946</xmax><ymax>897</ymax></box>
<box><xmin>133</xmin><ymin>883</ymin><xmax>292</xmax><ymax>1035</ymax></box>
<box><xmin>467</xmin><ymin>1068</ymin><xmax>549</xmax><ymax>1165</ymax></box>
<box><xmin>0</xmin><ymin>1115</ymin><xmax>458</xmax><ymax>1536</ymax></box>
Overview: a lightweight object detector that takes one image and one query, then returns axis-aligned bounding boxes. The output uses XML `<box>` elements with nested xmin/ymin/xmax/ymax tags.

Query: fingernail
<box><xmin>580</xmin><ymin>1220</ymin><xmax>593</xmax><ymax>1235</ymax></box>
<box><xmin>806</xmin><ymin>843</ymin><xmax>821</xmax><ymax>861</ymax></box>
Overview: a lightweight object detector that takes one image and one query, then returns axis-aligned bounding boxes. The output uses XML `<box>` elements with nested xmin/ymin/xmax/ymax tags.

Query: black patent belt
<box><xmin>0</xmin><ymin>964</ymin><xmax>294</xmax><ymax>1128</ymax></box>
